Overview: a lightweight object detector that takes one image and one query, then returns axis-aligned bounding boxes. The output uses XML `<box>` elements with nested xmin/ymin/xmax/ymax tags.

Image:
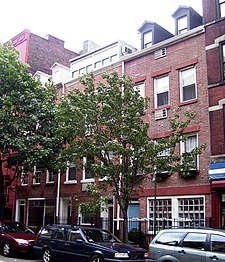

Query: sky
<box><xmin>1</xmin><ymin>0</ymin><xmax>202</xmax><ymax>53</ymax></box>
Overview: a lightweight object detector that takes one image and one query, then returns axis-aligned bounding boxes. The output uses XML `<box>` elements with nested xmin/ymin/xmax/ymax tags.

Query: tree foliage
<box><xmin>0</xmin><ymin>44</ymin><xmax>61</xmax><ymax>219</ymax></box>
<box><xmin>56</xmin><ymin>71</ymin><xmax>206</xmax><ymax>242</ymax></box>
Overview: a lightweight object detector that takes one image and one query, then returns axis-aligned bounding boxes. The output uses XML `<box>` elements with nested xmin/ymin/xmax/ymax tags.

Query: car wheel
<box><xmin>91</xmin><ymin>255</ymin><xmax>104</xmax><ymax>262</ymax></box>
<box><xmin>42</xmin><ymin>249</ymin><xmax>53</xmax><ymax>262</ymax></box>
<box><xmin>2</xmin><ymin>241</ymin><xmax>11</xmax><ymax>257</ymax></box>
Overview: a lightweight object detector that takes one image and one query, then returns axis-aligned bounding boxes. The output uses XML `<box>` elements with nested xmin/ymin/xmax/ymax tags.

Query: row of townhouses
<box><xmin>3</xmin><ymin>0</ymin><xmax>225</xmax><ymax>240</ymax></box>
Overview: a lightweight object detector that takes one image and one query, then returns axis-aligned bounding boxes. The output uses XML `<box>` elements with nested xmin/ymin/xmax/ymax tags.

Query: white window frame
<box><xmin>178</xmin><ymin>15</ymin><xmax>188</xmax><ymax>34</ymax></box>
<box><xmin>46</xmin><ymin>170</ymin><xmax>54</xmax><ymax>184</ymax></box>
<box><xmin>134</xmin><ymin>82</ymin><xmax>145</xmax><ymax>98</ymax></box>
<box><xmin>219</xmin><ymin>0</ymin><xmax>225</xmax><ymax>18</ymax></box>
<box><xmin>81</xmin><ymin>157</ymin><xmax>95</xmax><ymax>183</ymax></box>
<box><xmin>180</xmin><ymin>133</ymin><xmax>199</xmax><ymax>170</ymax></box>
<box><xmin>147</xmin><ymin>195</ymin><xmax>205</xmax><ymax>234</ymax></box>
<box><xmin>65</xmin><ymin>162</ymin><xmax>77</xmax><ymax>184</ymax></box>
<box><xmin>144</xmin><ymin>31</ymin><xmax>152</xmax><ymax>48</ymax></box>
<box><xmin>33</xmin><ymin>166</ymin><xmax>41</xmax><ymax>185</ymax></box>
<box><xmin>21</xmin><ymin>168</ymin><xmax>28</xmax><ymax>186</ymax></box>
<box><xmin>180</xmin><ymin>66</ymin><xmax>197</xmax><ymax>103</ymax></box>
<box><xmin>154</xmin><ymin>75</ymin><xmax>169</xmax><ymax>108</ymax></box>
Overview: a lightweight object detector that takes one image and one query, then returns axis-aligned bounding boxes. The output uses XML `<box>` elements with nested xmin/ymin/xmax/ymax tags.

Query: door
<box><xmin>206</xmin><ymin>233</ymin><xmax>225</xmax><ymax>262</ymax></box>
<box><xmin>174</xmin><ymin>232</ymin><xmax>207</xmax><ymax>262</ymax></box>
<box><xmin>128</xmin><ymin>202</ymin><xmax>140</xmax><ymax>232</ymax></box>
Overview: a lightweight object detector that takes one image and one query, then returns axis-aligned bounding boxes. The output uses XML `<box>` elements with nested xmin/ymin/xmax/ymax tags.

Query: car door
<box><xmin>173</xmin><ymin>232</ymin><xmax>207</xmax><ymax>262</ymax></box>
<box><xmin>51</xmin><ymin>227</ymin><xmax>69</xmax><ymax>261</ymax></box>
<box><xmin>62</xmin><ymin>228</ymin><xmax>89</xmax><ymax>262</ymax></box>
<box><xmin>205</xmin><ymin>233</ymin><xmax>225</xmax><ymax>262</ymax></box>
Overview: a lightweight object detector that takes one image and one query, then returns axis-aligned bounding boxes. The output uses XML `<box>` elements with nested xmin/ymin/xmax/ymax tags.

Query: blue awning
<box><xmin>209</xmin><ymin>162</ymin><xmax>225</xmax><ymax>180</ymax></box>
<box><xmin>209</xmin><ymin>174</ymin><xmax>225</xmax><ymax>180</ymax></box>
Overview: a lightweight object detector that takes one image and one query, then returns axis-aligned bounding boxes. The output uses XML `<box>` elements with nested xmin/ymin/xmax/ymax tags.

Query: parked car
<box><xmin>33</xmin><ymin>224</ymin><xmax>149</xmax><ymax>262</ymax></box>
<box><xmin>149</xmin><ymin>227</ymin><xmax>225</xmax><ymax>261</ymax></box>
<box><xmin>0</xmin><ymin>220</ymin><xmax>36</xmax><ymax>257</ymax></box>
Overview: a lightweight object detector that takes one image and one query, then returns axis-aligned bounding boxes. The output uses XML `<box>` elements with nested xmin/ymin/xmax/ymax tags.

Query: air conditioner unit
<box><xmin>155</xmin><ymin>108</ymin><xmax>167</xmax><ymax>120</ymax></box>
<box><xmin>154</xmin><ymin>48</ymin><xmax>167</xmax><ymax>59</ymax></box>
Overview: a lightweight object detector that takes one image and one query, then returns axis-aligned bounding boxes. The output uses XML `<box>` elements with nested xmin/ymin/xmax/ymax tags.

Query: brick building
<box><xmin>11</xmin><ymin>0</ymin><xmax>225</xmax><ymax>238</ymax></box>
<box><xmin>204</xmin><ymin>0</ymin><xmax>225</xmax><ymax>228</ymax></box>
<box><xmin>123</xmin><ymin>6</ymin><xmax>211</xmax><ymax>231</ymax></box>
<box><xmin>3</xmin><ymin>30</ymin><xmax>78</xmax><ymax>221</ymax></box>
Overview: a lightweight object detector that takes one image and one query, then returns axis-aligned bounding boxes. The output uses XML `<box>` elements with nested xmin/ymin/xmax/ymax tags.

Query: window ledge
<box><xmin>152</xmin><ymin>105</ymin><xmax>171</xmax><ymax>112</ymax></box>
<box><xmin>80</xmin><ymin>178</ymin><xmax>95</xmax><ymax>183</ymax></box>
<box><xmin>45</xmin><ymin>182</ymin><xmax>55</xmax><ymax>185</ymax></box>
<box><xmin>64</xmin><ymin>180</ymin><xmax>77</xmax><ymax>185</ymax></box>
<box><xmin>178</xmin><ymin>99</ymin><xmax>198</xmax><ymax>107</ymax></box>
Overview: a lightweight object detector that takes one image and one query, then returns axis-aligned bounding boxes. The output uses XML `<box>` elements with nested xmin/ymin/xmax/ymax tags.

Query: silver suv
<box><xmin>149</xmin><ymin>228</ymin><xmax>225</xmax><ymax>262</ymax></box>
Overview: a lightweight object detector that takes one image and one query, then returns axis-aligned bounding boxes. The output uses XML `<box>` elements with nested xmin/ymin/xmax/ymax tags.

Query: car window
<box><xmin>68</xmin><ymin>229</ymin><xmax>83</xmax><ymax>242</ymax></box>
<box><xmin>210</xmin><ymin>234</ymin><xmax>225</xmax><ymax>253</ymax></box>
<box><xmin>155</xmin><ymin>232</ymin><xmax>184</xmax><ymax>246</ymax></box>
<box><xmin>82</xmin><ymin>229</ymin><xmax>119</xmax><ymax>243</ymax></box>
<box><xmin>182</xmin><ymin>233</ymin><xmax>207</xmax><ymax>250</ymax></box>
<box><xmin>54</xmin><ymin>228</ymin><xmax>65</xmax><ymax>240</ymax></box>
<box><xmin>40</xmin><ymin>227</ymin><xmax>55</xmax><ymax>238</ymax></box>
<box><xmin>3</xmin><ymin>222</ymin><xmax>34</xmax><ymax>234</ymax></box>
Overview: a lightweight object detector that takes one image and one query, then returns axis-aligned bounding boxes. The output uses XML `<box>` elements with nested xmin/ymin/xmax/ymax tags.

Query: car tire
<box><xmin>42</xmin><ymin>248</ymin><xmax>53</xmax><ymax>262</ymax></box>
<box><xmin>91</xmin><ymin>255</ymin><xmax>104</xmax><ymax>262</ymax></box>
<box><xmin>2</xmin><ymin>241</ymin><xmax>12</xmax><ymax>257</ymax></box>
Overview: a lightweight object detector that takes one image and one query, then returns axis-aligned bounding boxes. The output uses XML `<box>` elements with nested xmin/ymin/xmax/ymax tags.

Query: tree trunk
<box><xmin>122</xmin><ymin>207</ymin><xmax>129</xmax><ymax>243</ymax></box>
<box><xmin>0</xmin><ymin>155</ymin><xmax>6</xmax><ymax>220</ymax></box>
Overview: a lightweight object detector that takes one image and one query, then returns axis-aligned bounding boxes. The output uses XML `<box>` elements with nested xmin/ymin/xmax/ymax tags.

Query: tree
<box><xmin>0</xmin><ymin>44</ymin><xmax>61</xmax><ymax>219</ymax></box>
<box><xmin>56</xmin><ymin>71</ymin><xmax>206</xmax><ymax>242</ymax></box>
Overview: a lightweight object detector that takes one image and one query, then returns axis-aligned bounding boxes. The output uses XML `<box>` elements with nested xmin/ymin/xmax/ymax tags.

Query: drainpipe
<box><xmin>56</xmin><ymin>171</ymin><xmax>61</xmax><ymax>223</ymax></box>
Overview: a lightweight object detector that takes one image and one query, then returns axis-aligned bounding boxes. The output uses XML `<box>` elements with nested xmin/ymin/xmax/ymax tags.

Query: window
<box><xmin>211</xmin><ymin>234</ymin><xmax>225</xmax><ymax>253</ymax></box>
<box><xmin>219</xmin><ymin>0</ymin><xmax>225</xmax><ymax>18</ymax></box>
<box><xmin>110</xmin><ymin>54</ymin><xmax>118</xmax><ymax>63</ymax></box>
<box><xmin>181</xmin><ymin>133</ymin><xmax>199</xmax><ymax>170</ymax></box>
<box><xmin>155</xmin><ymin>232</ymin><xmax>185</xmax><ymax>246</ymax></box>
<box><xmin>83</xmin><ymin>156</ymin><xmax>94</xmax><ymax>180</ymax></box>
<box><xmin>72</xmin><ymin>70</ymin><xmax>78</xmax><ymax>79</ymax></box>
<box><xmin>86</xmin><ymin>64</ymin><xmax>93</xmax><ymax>73</ymax></box>
<box><xmin>222</xmin><ymin>44</ymin><xmax>225</xmax><ymax>80</ymax></box>
<box><xmin>68</xmin><ymin>229</ymin><xmax>82</xmax><ymax>242</ymax></box>
<box><xmin>46</xmin><ymin>170</ymin><xmax>54</xmax><ymax>183</ymax></box>
<box><xmin>79</xmin><ymin>67</ymin><xmax>85</xmax><ymax>75</ymax></box>
<box><xmin>66</xmin><ymin>162</ymin><xmax>76</xmax><ymax>182</ymax></box>
<box><xmin>102</xmin><ymin>57</ymin><xmax>110</xmax><ymax>66</ymax></box>
<box><xmin>94</xmin><ymin>61</ymin><xmax>101</xmax><ymax>69</ymax></box>
<box><xmin>178</xmin><ymin>197</ymin><xmax>204</xmax><ymax>226</ymax></box>
<box><xmin>55</xmin><ymin>228</ymin><xmax>65</xmax><ymax>240</ymax></box>
<box><xmin>33</xmin><ymin>166</ymin><xmax>41</xmax><ymax>184</ymax></box>
<box><xmin>154</xmin><ymin>75</ymin><xmax>169</xmax><ymax>108</ymax></box>
<box><xmin>180</xmin><ymin>67</ymin><xmax>197</xmax><ymax>102</ymax></box>
<box><xmin>4</xmin><ymin>187</ymin><xmax>9</xmax><ymax>204</ymax></box>
<box><xmin>144</xmin><ymin>31</ymin><xmax>152</xmax><ymax>48</ymax></box>
<box><xmin>182</xmin><ymin>233</ymin><xmax>207</xmax><ymax>250</ymax></box>
<box><xmin>21</xmin><ymin>169</ymin><xmax>28</xmax><ymax>185</ymax></box>
<box><xmin>178</xmin><ymin>15</ymin><xmax>188</xmax><ymax>34</ymax></box>
<box><xmin>134</xmin><ymin>82</ymin><xmax>145</xmax><ymax>98</ymax></box>
<box><xmin>148</xmin><ymin>196</ymin><xmax>205</xmax><ymax>232</ymax></box>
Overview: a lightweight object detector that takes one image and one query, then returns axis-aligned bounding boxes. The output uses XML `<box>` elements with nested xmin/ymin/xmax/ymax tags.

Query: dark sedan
<box><xmin>33</xmin><ymin>224</ymin><xmax>150</xmax><ymax>262</ymax></box>
<box><xmin>0</xmin><ymin>220</ymin><xmax>36</xmax><ymax>257</ymax></box>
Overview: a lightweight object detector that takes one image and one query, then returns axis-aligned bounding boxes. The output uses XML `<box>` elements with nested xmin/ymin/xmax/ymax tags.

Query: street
<box><xmin>0</xmin><ymin>254</ymin><xmax>41</xmax><ymax>262</ymax></box>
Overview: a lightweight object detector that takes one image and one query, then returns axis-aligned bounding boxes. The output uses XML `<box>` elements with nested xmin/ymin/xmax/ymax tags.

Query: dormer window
<box><xmin>144</xmin><ymin>31</ymin><xmax>152</xmax><ymax>48</ymax></box>
<box><xmin>219</xmin><ymin>0</ymin><xmax>225</xmax><ymax>18</ymax></box>
<box><xmin>178</xmin><ymin>15</ymin><xmax>188</xmax><ymax>34</ymax></box>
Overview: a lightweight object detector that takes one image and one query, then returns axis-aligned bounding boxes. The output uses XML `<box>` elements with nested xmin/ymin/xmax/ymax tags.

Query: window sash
<box><xmin>219</xmin><ymin>0</ymin><xmax>225</xmax><ymax>17</ymax></box>
<box><xmin>154</xmin><ymin>75</ymin><xmax>169</xmax><ymax>107</ymax></box>
<box><xmin>144</xmin><ymin>31</ymin><xmax>152</xmax><ymax>48</ymax></box>
<box><xmin>66</xmin><ymin>162</ymin><xmax>76</xmax><ymax>181</ymax></box>
<box><xmin>134</xmin><ymin>82</ymin><xmax>145</xmax><ymax>98</ymax></box>
<box><xmin>178</xmin><ymin>16</ymin><xmax>188</xmax><ymax>34</ymax></box>
<box><xmin>222</xmin><ymin>44</ymin><xmax>225</xmax><ymax>80</ymax></box>
<box><xmin>180</xmin><ymin>67</ymin><xmax>196</xmax><ymax>102</ymax></box>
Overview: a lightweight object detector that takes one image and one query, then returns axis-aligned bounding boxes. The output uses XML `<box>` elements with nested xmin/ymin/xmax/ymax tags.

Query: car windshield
<box><xmin>82</xmin><ymin>229</ymin><xmax>120</xmax><ymax>243</ymax></box>
<box><xmin>3</xmin><ymin>222</ymin><xmax>35</xmax><ymax>234</ymax></box>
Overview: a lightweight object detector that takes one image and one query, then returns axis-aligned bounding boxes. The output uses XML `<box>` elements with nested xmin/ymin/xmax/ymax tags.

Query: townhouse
<box><xmin>6</xmin><ymin>0</ymin><xmax>225</xmax><ymax>237</ymax></box>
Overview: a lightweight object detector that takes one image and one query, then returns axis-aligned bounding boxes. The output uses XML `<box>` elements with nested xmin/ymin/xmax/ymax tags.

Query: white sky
<box><xmin>1</xmin><ymin>0</ymin><xmax>202</xmax><ymax>53</ymax></box>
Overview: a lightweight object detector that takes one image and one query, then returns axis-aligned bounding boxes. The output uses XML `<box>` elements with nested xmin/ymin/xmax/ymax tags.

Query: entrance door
<box><xmin>128</xmin><ymin>202</ymin><xmax>140</xmax><ymax>232</ymax></box>
<box><xmin>221</xmin><ymin>194</ymin><xmax>225</xmax><ymax>228</ymax></box>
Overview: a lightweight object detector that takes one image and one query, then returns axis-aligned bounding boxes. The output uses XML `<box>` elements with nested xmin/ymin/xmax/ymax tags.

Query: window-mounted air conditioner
<box><xmin>155</xmin><ymin>108</ymin><xmax>167</xmax><ymax>120</ymax></box>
